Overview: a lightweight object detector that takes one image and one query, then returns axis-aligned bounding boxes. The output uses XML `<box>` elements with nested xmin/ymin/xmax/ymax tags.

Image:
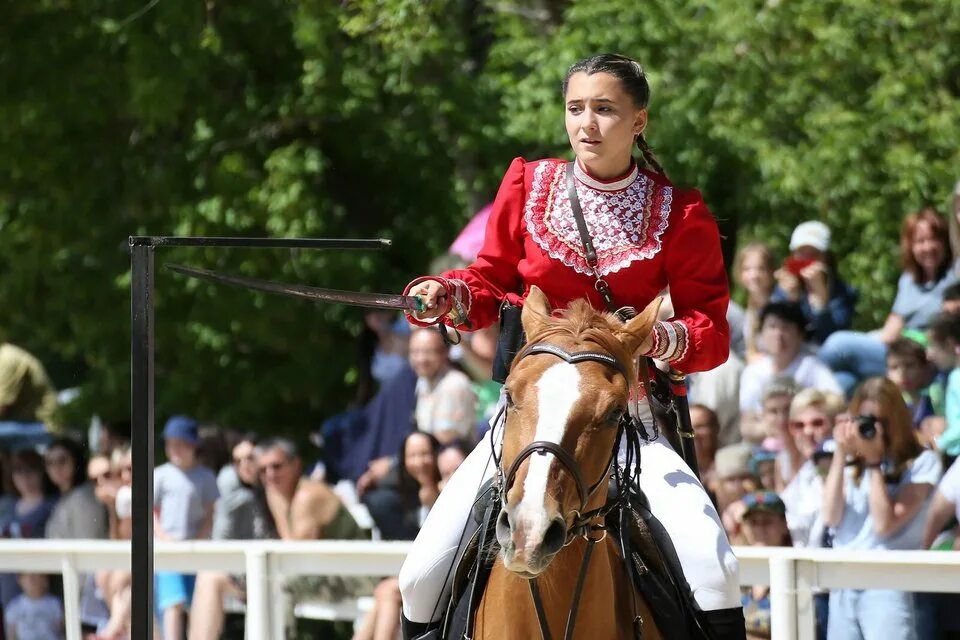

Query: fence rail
<box><xmin>2</xmin><ymin>540</ymin><xmax>958</xmax><ymax>640</ymax></box>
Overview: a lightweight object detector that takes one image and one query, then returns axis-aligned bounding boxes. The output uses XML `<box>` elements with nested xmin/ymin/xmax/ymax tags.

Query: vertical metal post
<box><xmin>131</xmin><ymin>241</ymin><xmax>155</xmax><ymax>640</ymax></box>
<box><xmin>770</xmin><ymin>555</ymin><xmax>798</xmax><ymax>640</ymax></box>
<box><xmin>245</xmin><ymin>548</ymin><xmax>271</xmax><ymax>640</ymax></box>
<box><xmin>60</xmin><ymin>555</ymin><xmax>82</xmax><ymax>640</ymax></box>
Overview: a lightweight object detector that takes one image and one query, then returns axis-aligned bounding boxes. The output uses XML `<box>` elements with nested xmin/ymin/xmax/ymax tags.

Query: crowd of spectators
<box><xmin>1</xmin><ymin>189</ymin><xmax>960</xmax><ymax>639</ymax></box>
<box><xmin>687</xmin><ymin>192</ymin><xmax>960</xmax><ymax>640</ymax></box>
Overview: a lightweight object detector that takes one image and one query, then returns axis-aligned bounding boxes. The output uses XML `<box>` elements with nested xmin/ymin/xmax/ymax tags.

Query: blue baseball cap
<box><xmin>162</xmin><ymin>415</ymin><xmax>200</xmax><ymax>446</ymax></box>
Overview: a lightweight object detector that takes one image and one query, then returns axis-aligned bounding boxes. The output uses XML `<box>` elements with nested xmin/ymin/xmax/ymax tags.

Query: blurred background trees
<box><xmin>1</xmin><ymin>0</ymin><xmax>958</xmax><ymax>431</ymax></box>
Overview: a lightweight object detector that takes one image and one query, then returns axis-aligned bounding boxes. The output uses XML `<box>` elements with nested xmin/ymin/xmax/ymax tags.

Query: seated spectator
<box><xmin>922</xmin><ymin>313</ymin><xmax>960</xmax><ymax>458</ymax></box>
<box><xmin>773</xmin><ymin>221</ymin><xmax>858</xmax><ymax>345</ymax></box>
<box><xmin>689</xmin><ymin>352</ymin><xmax>745</xmax><ymax>447</ymax></box>
<box><xmin>739</xmin><ymin>492</ymin><xmax>792</xmax><ymax>640</ymax></box>
<box><xmin>821</xmin><ymin>209</ymin><xmax>957</xmax><ymax>395</ymax></box>
<box><xmin>885</xmin><ymin>337</ymin><xmax>938</xmax><ymax>431</ymax></box>
<box><xmin>778</xmin><ymin>389</ymin><xmax>844</xmax><ymax>547</ymax></box>
<box><xmin>355</xmin><ymin>432</ymin><xmax>445</xmax><ymax>640</ymax></box>
<box><xmin>189</xmin><ymin>436</ymin><xmax>274</xmax><ymax>640</ymax></box>
<box><xmin>93</xmin><ymin>447</ymin><xmax>134</xmax><ymax>640</ymax></box>
<box><xmin>44</xmin><ymin>436</ymin><xmax>108</xmax><ymax>539</ymax></box>
<box><xmin>256</xmin><ymin>438</ymin><xmax>376</xmax><ymax>610</ymax></box>
<box><xmin>364</xmin><ymin>431</ymin><xmax>442</xmax><ymax>541</ymax></box>
<box><xmin>4</xmin><ymin>573</ymin><xmax>64</xmax><ymax>640</ymax></box>
<box><xmin>154</xmin><ymin>416</ymin><xmax>219</xmax><ymax>640</ymax></box>
<box><xmin>0</xmin><ymin>449</ymin><xmax>57</xmax><ymax>606</ymax></box>
<box><xmin>750</xmin><ymin>448</ymin><xmax>777</xmax><ymax>492</ymax></box>
<box><xmin>822</xmin><ymin>377</ymin><xmax>942</xmax><ymax>640</ymax></box>
<box><xmin>733</xmin><ymin>241</ymin><xmax>776</xmax><ymax>363</ymax></box>
<box><xmin>777</xmin><ymin>388</ymin><xmax>845</xmax><ymax>490</ymax></box>
<box><xmin>0</xmin><ymin>342</ymin><xmax>58</xmax><ymax>428</ymax></box>
<box><xmin>409</xmin><ymin>328</ymin><xmax>477</xmax><ymax>445</ymax></box>
<box><xmin>713</xmin><ymin>443</ymin><xmax>760</xmax><ymax>542</ymax></box>
<box><xmin>739</xmin><ymin>303</ymin><xmax>841</xmax><ymax>436</ymax></box>
<box><xmin>742</xmin><ymin>377</ymin><xmax>800</xmax><ymax>445</ymax></box>
<box><xmin>691</xmin><ymin>404</ymin><xmax>720</xmax><ymax>494</ymax></box>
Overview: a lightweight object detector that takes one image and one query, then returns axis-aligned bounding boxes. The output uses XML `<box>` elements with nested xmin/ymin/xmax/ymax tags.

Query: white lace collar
<box><xmin>574</xmin><ymin>160</ymin><xmax>639</xmax><ymax>192</ymax></box>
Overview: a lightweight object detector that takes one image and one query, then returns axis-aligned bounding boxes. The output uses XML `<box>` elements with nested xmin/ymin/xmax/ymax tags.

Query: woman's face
<box><xmin>12</xmin><ymin>462</ymin><xmax>42</xmax><ymax>498</ymax></box>
<box><xmin>564</xmin><ymin>72</ymin><xmax>646</xmax><ymax>178</ymax></box>
<box><xmin>790</xmin><ymin>406</ymin><xmax>833</xmax><ymax>459</ymax></box>
<box><xmin>911</xmin><ymin>220</ymin><xmax>946</xmax><ymax>278</ymax></box>
<box><xmin>404</xmin><ymin>434</ymin><xmax>436</xmax><ymax>482</ymax></box>
<box><xmin>742</xmin><ymin>511</ymin><xmax>788</xmax><ymax>547</ymax></box>
<box><xmin>44</xmin><ymin>446</ymin><xmax>75</xmax><ymax>492</ymax></box>
<box><xmin>739</xmin><ymin>250</ymin><xmax>774</xmax><ymax>297</ymax></box>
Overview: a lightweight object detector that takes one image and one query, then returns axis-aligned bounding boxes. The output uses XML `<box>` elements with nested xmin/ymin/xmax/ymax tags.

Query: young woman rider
<box><xmin>399</xmin><ymin>53</ymin><xmax>744</xmax><ymax>639</ymax></box>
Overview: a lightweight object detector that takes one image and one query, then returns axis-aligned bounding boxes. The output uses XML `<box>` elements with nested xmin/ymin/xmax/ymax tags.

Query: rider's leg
<box><xmin>398</xmin><ymin>420</ymin><xmax>501</xmax><ymax>624</ymax></box>
<box><xmin>630</xmin><ymin>430</ymin><xmax>742</xmax><ymax>612</ymax></box>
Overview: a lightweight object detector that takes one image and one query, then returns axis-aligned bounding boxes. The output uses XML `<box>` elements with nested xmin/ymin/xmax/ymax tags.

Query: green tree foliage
<box><xmin>1</xmin><ymin>0</ymin><xmax>958</xmax><ymax>431</ymax></box>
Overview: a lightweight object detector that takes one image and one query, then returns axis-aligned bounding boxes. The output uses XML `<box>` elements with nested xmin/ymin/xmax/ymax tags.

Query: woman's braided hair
<box><xmin>562</xmin><ymin>53</ymin><xmax>666</xmax><ymax>177</ymax></box>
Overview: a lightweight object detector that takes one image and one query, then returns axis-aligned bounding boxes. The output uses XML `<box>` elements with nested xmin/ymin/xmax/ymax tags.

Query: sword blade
<box><xmin>166</xmin><ymin>263</ymin><xmax>424</xmax><ymax>313</ymax></box>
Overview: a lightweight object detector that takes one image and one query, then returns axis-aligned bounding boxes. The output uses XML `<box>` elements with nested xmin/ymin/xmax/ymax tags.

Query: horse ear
<box><xmin>616</xmin><ymin>296</ymin><xmax>663</xmax><ymax>356</ymax></box>
<box><xmin>521</xmin><ymin>286</ymin><xmax>552</xmax><ymax>336</ymax></box>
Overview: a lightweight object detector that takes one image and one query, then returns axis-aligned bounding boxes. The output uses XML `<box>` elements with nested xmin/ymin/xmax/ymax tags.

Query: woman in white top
<box><xmin>822</xmin><ymin>377</ymin><xmax>942</xmax><ymax>640</ymax></box>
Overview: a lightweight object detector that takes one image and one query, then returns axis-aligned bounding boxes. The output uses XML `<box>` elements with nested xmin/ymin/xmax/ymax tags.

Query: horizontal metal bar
<box><xmin>128</xmin><ymin>236</ymin><xmax>391</xmax><ymax>249</ymax></box>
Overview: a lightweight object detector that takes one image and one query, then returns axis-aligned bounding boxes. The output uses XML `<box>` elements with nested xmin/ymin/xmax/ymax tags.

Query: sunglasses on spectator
<box><xmin>259</xmin><ymin>461</ymin><xmax>286</xmax><ymax>474</ymax></box>
<box><xmin>789</xmin><ymin>417</ymin><xmax>827</xmax><ymax>431</ymax></box>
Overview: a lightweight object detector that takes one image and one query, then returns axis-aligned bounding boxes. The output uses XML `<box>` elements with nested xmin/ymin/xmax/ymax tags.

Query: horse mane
<box><xmin>517</xmin><ymin>300</ymin><xmax>636</xmax><ymax>378</ymax></box>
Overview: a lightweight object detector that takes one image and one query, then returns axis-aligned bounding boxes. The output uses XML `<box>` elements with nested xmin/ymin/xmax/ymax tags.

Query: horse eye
<box><xmin>605</xmin><ymin>406</ymin><xmax>626</xmax><ymax>426</ymax></box>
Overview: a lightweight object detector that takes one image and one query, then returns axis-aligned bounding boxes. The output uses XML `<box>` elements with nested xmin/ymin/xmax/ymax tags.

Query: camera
<box><xmin>856</xmin><ymin>415</ymin><xmax>878</xmax><ymax>440</ymax></box>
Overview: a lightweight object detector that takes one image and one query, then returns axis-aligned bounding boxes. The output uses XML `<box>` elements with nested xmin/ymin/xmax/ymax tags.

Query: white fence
<box><xmin>1</xmin><ymin>540</ymin><xmax>958</xmax><ymax>640</ymax></box>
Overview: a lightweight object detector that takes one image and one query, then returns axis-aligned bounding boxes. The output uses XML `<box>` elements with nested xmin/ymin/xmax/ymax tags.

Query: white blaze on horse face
<box><xmin>513</xmin><ymin>361</ymin><xmax>581</xmax><ymax>549</ymax></box>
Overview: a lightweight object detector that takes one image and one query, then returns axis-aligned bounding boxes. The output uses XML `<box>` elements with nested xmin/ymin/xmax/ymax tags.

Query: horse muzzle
<box><xmin>495</xmin><ymin>507</ymin><xmax>567</xmax><ymax>575</ymax></box>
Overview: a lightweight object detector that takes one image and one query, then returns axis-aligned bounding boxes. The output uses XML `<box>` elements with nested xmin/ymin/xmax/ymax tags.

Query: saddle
<box><xmin>430</xmin><ymin>479</ymin><xmax>722</xmax><ymax>640</ymax></box>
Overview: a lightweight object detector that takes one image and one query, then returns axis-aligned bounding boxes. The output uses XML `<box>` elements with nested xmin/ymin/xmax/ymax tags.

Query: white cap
<box><xmin>789</xmin><ymin>221</ymin><xmax>831</xmax><ymax>252</ymax></box>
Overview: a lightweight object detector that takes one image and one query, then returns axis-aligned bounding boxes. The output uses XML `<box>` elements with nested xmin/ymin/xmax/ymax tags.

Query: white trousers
<box><xmin>398</xmin><ymin>405</ymin><xmax>741</xmax><ymax>622</ymax></box>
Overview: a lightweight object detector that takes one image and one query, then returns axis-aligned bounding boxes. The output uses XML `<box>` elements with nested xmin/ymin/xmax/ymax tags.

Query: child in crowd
<box><xmin>741</xmin><ymin>376</ymin><xmax>799</xmax><ymax>444</ymax></box>
<box><xmin>4</xmin><ymin>573</ymin><xmax>64</xmax><ymax>640</ymax></box>
<box><xmin>924</xmin><ymin>314</ymin><xmax>960</xmax><ymax>459</ymax></box>
<box><xmin>886</xmin><ymin>336</ymin><xmax>939</xmax><ymax>429</ymax></box>
<box><xmin>739</xmin><ymin>492</ymin><xmax>793</xmax><ymax>640</ymax></box>
<box><xmin>154</xmin><ymin>416</ymin><xmax>219</xmax><ymax>640</ymax></box>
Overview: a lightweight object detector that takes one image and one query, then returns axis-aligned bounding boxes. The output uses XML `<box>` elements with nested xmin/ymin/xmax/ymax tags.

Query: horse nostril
<box><xmin>496</xmin><ymin>509</ymin><xmax>512</xmax><ymax>544</ymax></box>
<box><xmin>541</xmin><ymin>517</ymin><xmax>567</xmax><ymax>556</ymax></box>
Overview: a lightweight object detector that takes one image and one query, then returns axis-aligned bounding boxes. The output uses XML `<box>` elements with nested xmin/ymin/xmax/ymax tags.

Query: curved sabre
<box><xmin>166</xmin><ymin>263</ymin><xmax>425</xmax><ymax>313</ymax></box>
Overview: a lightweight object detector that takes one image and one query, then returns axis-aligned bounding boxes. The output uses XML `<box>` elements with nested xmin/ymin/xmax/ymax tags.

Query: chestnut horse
<box><xmin>473</xmin><ymin>286</ymin><xmax>662</xmax><ymax>640</ymax></box>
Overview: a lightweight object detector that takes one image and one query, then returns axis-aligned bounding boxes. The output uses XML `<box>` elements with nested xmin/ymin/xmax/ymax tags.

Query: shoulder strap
<box><xmin>566</xmin><ymin>162</ymin><xmax>619</xmax><ymax>314</ymax></box>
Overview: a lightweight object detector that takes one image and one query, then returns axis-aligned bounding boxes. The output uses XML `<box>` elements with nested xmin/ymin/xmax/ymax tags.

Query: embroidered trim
<box><xmin>647</xmin><ymin>323</ymin><xmax>669</xmax><ymax>359</ymax></box>
<box><xmin>524</xmin><ymin>160</ymin><xmax>673</xmax><ymax>277</ymax></box>
<box><xmin>574</xmin><ymin>160</ymin><xmax>639</xmax><ymax>192</ymax></box>
<box><xmin>659</xmin><ymin>321</ymin><xmax>690</xmax><ymax>363</ymax></box>
<box><xmin>446</xmin><ymin>278</ymin><xmax>472</xmax><ymax>326</ymax></box>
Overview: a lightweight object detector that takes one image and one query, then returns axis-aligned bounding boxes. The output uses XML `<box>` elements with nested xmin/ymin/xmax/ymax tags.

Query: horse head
<box><xmin>494</xmin><ymin>286</ymin><xmax>661</xmax><ymax>577</ymax></box>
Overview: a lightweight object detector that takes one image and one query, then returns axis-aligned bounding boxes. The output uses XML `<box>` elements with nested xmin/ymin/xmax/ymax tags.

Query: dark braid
<box><xmin>562</xmin><ymin>53</ymin><xmax>667</xmax><ymax>177</ymax></box>
<box><xmin>636</xmin><ymin>134</ymin><xmax>666</xmax><ymax>177</ymax></box>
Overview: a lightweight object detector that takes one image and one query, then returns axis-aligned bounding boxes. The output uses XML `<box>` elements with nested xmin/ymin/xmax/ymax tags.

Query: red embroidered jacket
<box><xmin>410</xmin><ymin>157</ymin><xmax>730</xmax><ymax>374</ymax></box>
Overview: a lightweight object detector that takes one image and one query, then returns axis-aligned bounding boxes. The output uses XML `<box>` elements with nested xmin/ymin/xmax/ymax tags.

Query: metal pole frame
<box><xmin>129</xmin><ymin>236</ymin><xmax>389</xmax><ymax>639</ymax></box>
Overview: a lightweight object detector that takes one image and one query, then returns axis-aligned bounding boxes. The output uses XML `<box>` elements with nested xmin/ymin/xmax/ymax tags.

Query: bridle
<box><xmin>494</xmin><ymin>341</ymin><xmax>644</xmax><ymax>640</ymax></box>
<box><xmin>499</xmin><ymin>343</ymin><xmax>631</xmax><ymax>543</ymax></box>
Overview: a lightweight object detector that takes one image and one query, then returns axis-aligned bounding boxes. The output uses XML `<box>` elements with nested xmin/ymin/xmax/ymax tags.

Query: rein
<box><xmin>497</xmin><ymin>341</ymin><xmax>643</xmax><ymax>640</ymax></box>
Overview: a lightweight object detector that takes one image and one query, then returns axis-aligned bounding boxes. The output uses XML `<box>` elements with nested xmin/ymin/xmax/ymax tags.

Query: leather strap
<box><xmin>529</xmin><ymin>579</ymin><xmax>554</xmax><ymax>640</ymax></box>
<box><xmin>566</xmin><ymin>162</ymin><xmax>618</xmax><ymax>313</ymax></box>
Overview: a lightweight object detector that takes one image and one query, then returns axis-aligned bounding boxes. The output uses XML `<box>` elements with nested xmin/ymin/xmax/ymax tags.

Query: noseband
<box><xmin>500</xmin><ymin>342</ymin><xmax>631</xmax><ymax>541</ymax></box>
